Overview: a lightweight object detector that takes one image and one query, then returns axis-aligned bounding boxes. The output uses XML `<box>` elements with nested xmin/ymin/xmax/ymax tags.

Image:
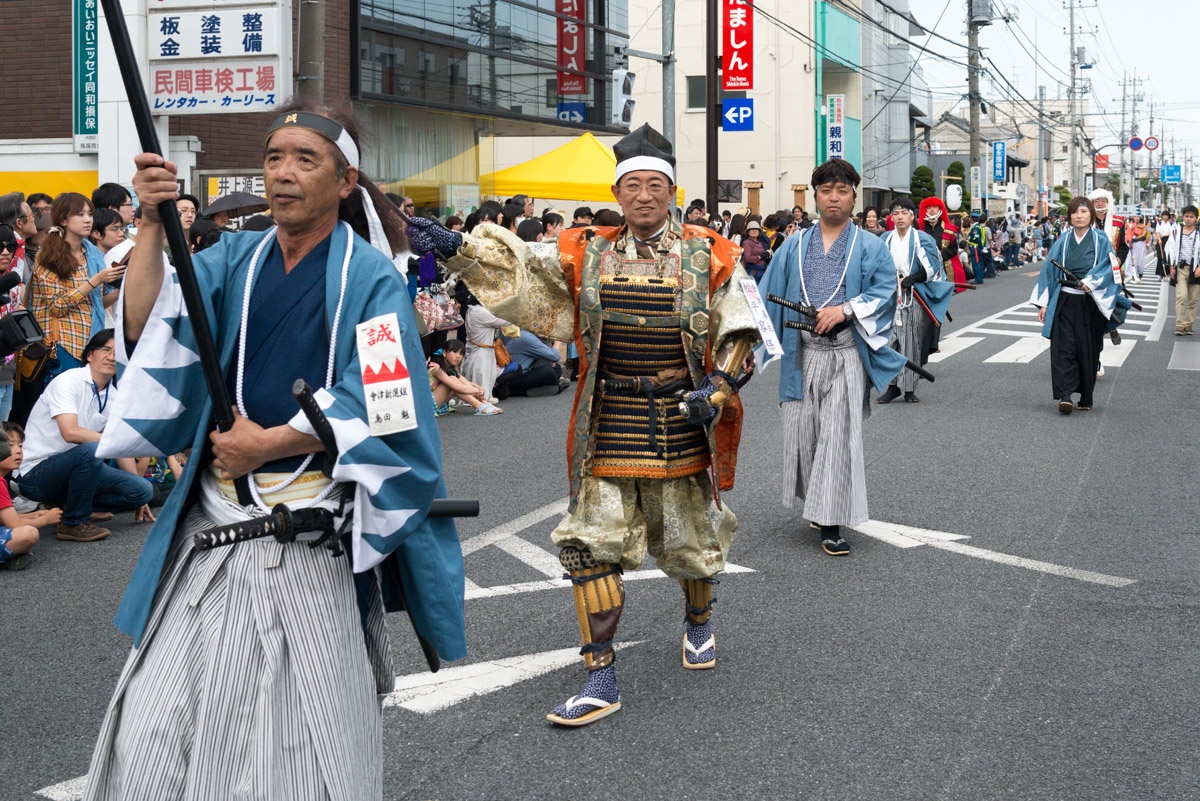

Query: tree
<box><xmin>910</xmin><ymin>166</ymin><xmax>935</xmax><ymax>203</ymax></box>
<box><xmin>1104</xmin><ymin>172</ymin><xmax>1121</xmax><ymax>199</ymax></box>
<box><xmin>1053</xmin><ymin>185</ymin><xmax>1072</xmax><ymax>207</ymax></box>
<box><xmin>948</xmin><ymin>160</ymin><xmax>970</xmax><ymax>206</ymax></box>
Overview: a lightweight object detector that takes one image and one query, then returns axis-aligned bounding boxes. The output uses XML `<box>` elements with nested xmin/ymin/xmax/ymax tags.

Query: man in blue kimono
<box><xmin>81</xmin><ymin>100</ymin><xmax>467</xmax><ymax>800</ymax></box>
<box><xmin>877</xmin><ymin>197</ymin><xmax>953</xmax><ymax>404</ymax></box>
<box><xmin>761</xmin><ymin>159</ymin><xmax>905</xmax><ymax>556</ymax></box>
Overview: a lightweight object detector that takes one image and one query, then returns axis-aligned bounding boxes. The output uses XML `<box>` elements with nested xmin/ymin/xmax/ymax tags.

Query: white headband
<box><xmin>615</xmin><ymin>156</ymin><xmax>674</xmax><ymax>184</ymax></box>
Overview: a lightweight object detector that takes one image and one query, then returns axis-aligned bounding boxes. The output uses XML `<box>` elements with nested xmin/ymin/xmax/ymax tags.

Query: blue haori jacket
<box><xmin>96</xmin><ymin>223</ymin><xmax>467</xmax><ymax>661</ymax></box>
<box><xmin>1030</xmin><ymin>228</ymin><xmax>1132</xmax><ymax>337</ymax></box>
<box><xmin>879</xmin><ymin>228</ymin><xmax>954</xmax><ymax>323</ymax></box>
<box><xmin>760</xmin><ymin>223</ymin><xmax>906</xmax><ymax>402</ymax></box>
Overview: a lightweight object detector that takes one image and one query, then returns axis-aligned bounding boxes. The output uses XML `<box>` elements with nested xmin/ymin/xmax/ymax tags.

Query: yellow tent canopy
<box><xmin>479</xmin><ymin>132</ymin><xmax>685</xmax><ymax>206</ymax></box>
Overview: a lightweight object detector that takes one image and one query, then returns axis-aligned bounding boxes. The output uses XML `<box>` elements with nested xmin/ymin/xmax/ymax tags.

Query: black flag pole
<box><xmin>100</xmin><ymin>0</ymin><xmax>252</xmax><ymax>506</ymax></box>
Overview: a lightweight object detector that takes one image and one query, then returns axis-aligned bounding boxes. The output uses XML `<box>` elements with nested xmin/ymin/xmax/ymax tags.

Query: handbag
<box><xmin>412</xmin><ymin>288</ymin><xmax>446</xmax><ymax>332</ymax></box>
<box><xmin>492</xmin><ymin>337</ymin><xmax>512</xmax><ymax>368</ymax></box>
<box><xmin>432</xmin><ymin>288</ymin><xmax>463</xmax><ymax>331</ymax></box>
<box><xmin>15</xmin><ymin>270</ymin><xmax>57</xmax><ymax>388</ymax></box>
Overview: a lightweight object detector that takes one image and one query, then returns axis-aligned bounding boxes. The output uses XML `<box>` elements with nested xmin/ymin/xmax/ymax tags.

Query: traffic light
<box><xmin>611</xmin><ymin>69</ymin><xmax>636</xmax><ymax>127</ymax></box>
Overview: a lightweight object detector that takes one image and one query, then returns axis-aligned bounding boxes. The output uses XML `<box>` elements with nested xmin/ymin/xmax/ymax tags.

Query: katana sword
<box><xmin>911</xmin><ymin>289</ymin><xmax>940</xmax><ymax>328</ymax></box>
<box><xmin>99</xmin><ymin>0</ymin><xmax>252</xmax><ymax>506</ymax></box>
<box><xmin>1051</xmin><ymin>259</ymin><xmax>1143</xmax><ymax>310</ymax></box>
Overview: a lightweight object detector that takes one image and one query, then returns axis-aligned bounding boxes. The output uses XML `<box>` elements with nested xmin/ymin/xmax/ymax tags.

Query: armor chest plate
<box><xmin>590</xmin><ymin>250</ymin><xmax>710</xmax><ymax>479</ymax></box>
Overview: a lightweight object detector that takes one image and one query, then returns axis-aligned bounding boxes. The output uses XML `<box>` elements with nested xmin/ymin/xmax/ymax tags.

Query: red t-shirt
<box><xmin>0</xmin><ymin>479</ymin><xmax>12</xmax><ymax>511</ymax></box>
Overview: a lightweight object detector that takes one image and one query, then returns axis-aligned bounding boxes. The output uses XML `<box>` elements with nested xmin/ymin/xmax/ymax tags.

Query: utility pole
<box><xmin>1128</xmin><ymin>70</ymin><xmax>1140</xmax><ymax>208</ymax></box>
<box><xmin>1067</xmin><ymin>0</ymin><xmax>1076</xmax><ymax>194</ymax></box>
<box><xmin>1117</xmin><ymin>71</ymin><xmax>1127</xmax><ymax>204</ymax></box>
<box><xmin>296</xmin><ymin>0</ymin><xmax>326</xmax><ymax>101</ymax></box>
<box><xmin>967</xmin><ymin>0</ymin><xmax>989</xmax><ymax>213</ymax></box>
<box><xmin>706</xmin><ymin>0</ymin><xmax>719</xmax><ymax>213</ymax></box>
<box><xmin>663</xmin><ymin>0</ymin><xmax>676</xmax><ymax>149</ymax></box>
<box><xmin>1037</xmin><ymin>85</ymin><xmax>1046</xmax><ymax>213</ymax></box>
<box><xmin>1148</xmin><ymin>100</ymin><xmax>1156</xmax><ymax>207</ymax></box>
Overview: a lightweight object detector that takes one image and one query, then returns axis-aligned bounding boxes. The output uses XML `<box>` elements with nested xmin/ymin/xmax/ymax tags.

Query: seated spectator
<box><xmin>427</xmin><ymin>339</ymin><xmax>501</xmax><ymax>416</ymax></box>
<box><xmin>445</xmin><ymin>216</ymin><xmax>464</xmax><ymax>232</ymax></box>
<box><xmin>494</xmin><ymin>330</ymin><xmax>570</xmax><ymax>398</ymax></box>
<box><xmin>15</xmin><ymin>329</ymin><xmax>154</xmax><ymax>542</ymax></box>
<box><xmin>516</xmin><ymin>219</ymin><xmax>544</xmax><ymax>243</ymax></box>
<box><xmin>502</xmin><ymin>203</ymin><xmax>524</xmax><ymax>234</ymax></box>
<box><xmin>0</xmin><ymin>424</ymin><xmax>63</xmax><ymax>571</ymax></box>
<box><xmin>135</xmin><ymin>452</ymin><xmax>185</xmax><ymax>508</ymax></box>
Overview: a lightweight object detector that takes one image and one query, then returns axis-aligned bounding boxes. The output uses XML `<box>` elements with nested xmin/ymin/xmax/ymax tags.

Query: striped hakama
<box><xmin>778</xmin><ymin>328</ymin><xmax>870</xmax><ymax>527</ymax></box>
<box><xmin>83</xmin><ymin>506</ymin><xmax>392</xmax><ymax>801</ymax></box>
<box><xmin>890</xmin><ymin>301</ymin><xmax>928</xmax><ymax>393</ymax></box>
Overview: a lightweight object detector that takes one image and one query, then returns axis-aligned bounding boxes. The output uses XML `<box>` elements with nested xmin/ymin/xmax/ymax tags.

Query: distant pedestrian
<box><xmin>1167</xmin><ymin>205</ymin><xmax>1200</xmax><ymax>336</ymax></box>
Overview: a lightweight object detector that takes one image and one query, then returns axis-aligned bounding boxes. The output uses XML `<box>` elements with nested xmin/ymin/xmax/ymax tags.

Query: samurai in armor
<box><xmin>415</xmin><ymin>124</ymin><xmax>761</xmax><ymax>726</ymax></box>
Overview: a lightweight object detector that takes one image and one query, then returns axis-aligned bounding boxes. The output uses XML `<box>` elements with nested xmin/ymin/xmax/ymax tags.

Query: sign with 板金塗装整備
<box><xmin>148</xmin><ymin>1</ymin><xmax>292</xmax><ymax>116</ymax></box>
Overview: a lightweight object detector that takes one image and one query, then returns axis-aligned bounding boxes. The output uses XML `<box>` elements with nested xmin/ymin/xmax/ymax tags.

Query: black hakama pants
<box><xmin>1050</xmin><ymin>291</ymin><xmax>1106</xmax><ymax>406</ymax></box>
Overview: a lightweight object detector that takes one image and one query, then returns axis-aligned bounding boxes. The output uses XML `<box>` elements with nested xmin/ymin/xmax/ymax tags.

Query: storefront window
<box><xmin>357</xmin><ymin>0</ymin><xmax>630</xmax><ymax>132</ymax></box>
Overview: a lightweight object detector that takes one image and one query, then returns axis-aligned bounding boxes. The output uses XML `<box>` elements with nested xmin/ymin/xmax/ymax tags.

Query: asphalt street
<box><xmin>6</xmin><ymin>262</ymin><xmax>1199</xmax><ymax>801</ymax></box>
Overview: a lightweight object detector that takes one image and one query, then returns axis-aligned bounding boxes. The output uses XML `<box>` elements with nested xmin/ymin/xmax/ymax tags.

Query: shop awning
<box><xmin>479</xmin><ymin>132</ymin><xmax>685</xmax><ymax>205</ymax></box>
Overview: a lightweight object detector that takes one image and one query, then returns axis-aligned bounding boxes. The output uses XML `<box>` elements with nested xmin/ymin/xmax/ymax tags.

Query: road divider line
<box><xmin>984</xmin><ymin>338</ymin><xmax>1052</xmax><ymax>364</ymax></box>
<box><xmin>460</xmin><ymin>498</ymin><xmax>568</xmax><ymax>556</ymax></box>
<box><xmin>928</xmin><ymin>336</ymin><xmax>985</xmax><ymax>362</ymax></box>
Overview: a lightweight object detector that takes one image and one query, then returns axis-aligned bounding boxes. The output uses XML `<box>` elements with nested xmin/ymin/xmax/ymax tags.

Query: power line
<box><xmin>862</xmin><ymin>0</ymin><xmax>953</xmax><ymax>133</ymax></box>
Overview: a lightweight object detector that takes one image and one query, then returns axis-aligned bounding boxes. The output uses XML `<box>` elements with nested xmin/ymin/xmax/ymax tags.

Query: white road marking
<box><xmin>460</xmin><ymin>498</ymin><xmax>569</xmax><ymax>556</ymax></box>
<box><xmin>383</xmin><ymin>643</ymin><xmax>645</xmax><ymax>714</ymax></box>
<box><xmin>984</xmin><ymin>337</ymin><xmax>1051</xmax><ymax>363</ymax></box>
<box><xmin>853</xmin><ymin>521</ymin><xmax>1136</xmax><ymax>587</ymax></box>
<box><xmin>1168</xmin><ymin>341</ymin><xmax>1200</xmax><ymax>370</ymax></box>
<box><xmin>35</xmin><ymin>777</ymin><xmax>86</xmax><ymax>801</ymax></box>
<box><xmin>465</xmin><ymin>562</ymin><xmax>755</xmax><ymax>600</ymax></box>
<box><xmin>1099</xmin><ymin>337</ymin><xmax>1137</xmax><ymax>367</ymax></box>
<box><xmin>927</xmin><ymin>335</ymin><xmax>984</xmax><ymax>362</ymax></box>
<box><xmin>1144</xmin><ymin>279</ymin><xmax>1169</xmax><ymax>341</ymax></box>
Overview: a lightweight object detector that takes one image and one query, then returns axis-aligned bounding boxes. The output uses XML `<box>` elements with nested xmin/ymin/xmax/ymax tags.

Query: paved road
<box><xmin>9</xmin><ymin>266</ymin><xmax>1200</xmax><ymax>800</ymax></box>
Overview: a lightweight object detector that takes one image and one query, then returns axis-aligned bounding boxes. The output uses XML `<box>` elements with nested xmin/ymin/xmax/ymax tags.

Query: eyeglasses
<box><xmin>120</xmin><ymin>202</ymin><xmax>134</xmax><ymax>209</ymax></box>
<box><xmin>0</xmin><ymin>241</ymin><xmax>17</xmax><ymax>253</ymax></box>
<box><xmin>618</xmin><ymin>181</ymin><xmax>672</xmax><ymax>196</ymax></box>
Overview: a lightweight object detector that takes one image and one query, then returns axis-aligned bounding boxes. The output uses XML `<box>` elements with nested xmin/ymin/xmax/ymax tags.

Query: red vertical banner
<box><xmin>557</xmin><ymin>0</ymin><xmax>586</xmax><ymax>95</ymax></box>
<box><xmin>722</xmin><ymin>0</ymin><xmax>753</xmax><ymax>90</ymax></box>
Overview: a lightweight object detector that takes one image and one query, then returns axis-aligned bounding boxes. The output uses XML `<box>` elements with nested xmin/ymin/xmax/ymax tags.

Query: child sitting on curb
<box><xmin>428</xmin><ymin>339</ymin><xmax>503</xmax><ymax>416</ymax></box>
<box><xmin>0</xmin><ymin>423</ymin><xmax>64</xmax><ymax>571</ymax></box>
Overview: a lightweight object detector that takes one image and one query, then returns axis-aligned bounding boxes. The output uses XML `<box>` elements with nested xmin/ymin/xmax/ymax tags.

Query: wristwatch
<box><xmin>842</xmin><ymin>302</ymin><xmax>852</xmax><ymax>320</ymax></box>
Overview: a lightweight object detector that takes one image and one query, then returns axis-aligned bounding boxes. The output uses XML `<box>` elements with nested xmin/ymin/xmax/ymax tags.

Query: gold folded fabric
<box><xmin>210</xmin><ymin>466</ymin><xmax>333</xmax><ymax>507</ymax></box>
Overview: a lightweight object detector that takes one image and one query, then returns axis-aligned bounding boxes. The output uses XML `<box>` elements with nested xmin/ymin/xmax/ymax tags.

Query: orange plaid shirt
<box><xmin>27</xmin><ymin>260</ymin><xmax>95</xmax><ymax>360</ymax></box>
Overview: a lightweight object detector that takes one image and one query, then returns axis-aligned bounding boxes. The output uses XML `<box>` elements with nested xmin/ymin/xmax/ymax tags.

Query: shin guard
<box><xmin>680</xmin><ymin>577</ymin><xmax>716</xmax><ymax>625</ymax></box>
<box><xmin>560</xmin><ymin>547</ymin><xmax>625</xmax><ymax>671</ymax></box>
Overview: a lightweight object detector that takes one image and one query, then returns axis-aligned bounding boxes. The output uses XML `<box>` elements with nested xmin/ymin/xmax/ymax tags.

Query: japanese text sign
<box><xmin>73</xmin><ymin>0</ymin><xmax>99</xmax><ymax>153</ymax></box>
<box><xmin>992</xmin><ymin>141</ymin><xmax>1005</xmax><ymax>182</ymax></box>
<box><xmin>557</xmin><ymin>0</ymin><xmax>587</xmax><ymax>95</ymax></box>
<box><xmin>722</xmin><ymin>0</ymin><xmax>753</xmax><ymax>90</ymax></box>
<box><xmin>149</xmin><ymin>1</ymin><xmax>291</xmax><ymax>116</ymax></box>
<box><xmin>826</xmin><ymin>94</ymin><xmax>845</xmax><ymax>160</ymax></box>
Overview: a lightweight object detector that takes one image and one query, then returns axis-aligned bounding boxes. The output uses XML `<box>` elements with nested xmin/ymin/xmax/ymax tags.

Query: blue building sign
<box><xmin>992</xmin><ymin>141</ymin><xmax>1006</xmax><ymax>182</ymax></box>
<box><xmin>722</xmin><ymin>99</ymin><xmax>754</xmax><ymax>132</ymax></box>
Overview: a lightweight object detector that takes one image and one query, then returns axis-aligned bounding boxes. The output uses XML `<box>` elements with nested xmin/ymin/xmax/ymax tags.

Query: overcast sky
<box><xmin>906</xmin><ymin>0</ymin><xmax>1199</xmax><ymax>170</ymax></box>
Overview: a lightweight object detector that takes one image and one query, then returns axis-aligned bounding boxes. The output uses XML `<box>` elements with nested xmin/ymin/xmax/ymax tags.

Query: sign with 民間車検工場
<box><xmin>148</xmin><ymin>1</ymin><xmax>292</xmax><ymax>116</ymax></box>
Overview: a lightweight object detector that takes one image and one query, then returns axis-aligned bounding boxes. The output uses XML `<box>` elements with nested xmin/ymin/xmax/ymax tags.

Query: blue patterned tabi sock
<box><xmin>551</xmin><ymin>665</ymin><xmax>619</xmax><ymax>720</ymax></box>
<box><xmin>684</xmin><ymin>619</ymin><xmax>715</xmax><ymax>665</ymax></box>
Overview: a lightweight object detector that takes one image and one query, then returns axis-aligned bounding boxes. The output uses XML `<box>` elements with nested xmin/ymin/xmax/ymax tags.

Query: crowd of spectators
<box><xmin>0</xmin><ymin>182</ymin><xmax>245</xmax><ymax>571</ymax></box>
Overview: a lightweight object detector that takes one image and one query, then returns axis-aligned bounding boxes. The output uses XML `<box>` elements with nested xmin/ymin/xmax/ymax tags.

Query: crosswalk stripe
<box><xmin>927</xmin><ymin>335</ymin><xmax>984</xmax><ymax>362</ymax></box>
<box><xmin>984</xmin><ymin>337</ymin><xmax>1051</xmax><ymax>363</ymax></box>
<box><xmin>1101</xmin><ymin>337</ymin><xmax>1137</xmax><ymax>367</ymax></box>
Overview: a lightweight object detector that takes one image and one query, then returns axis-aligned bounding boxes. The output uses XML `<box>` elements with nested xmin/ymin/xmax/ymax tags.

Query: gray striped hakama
<box><xmin>83</xmin><ymin>506</ymin><xmax>393</xmax><ymax>801</ymax></box>
<box><xmin>890</xmin><ymin>300</ymin><xmax>929</xmax><ymax>393</ymax></box>
<box><xmin>779</xmin><ymin>327</ymin><xmax>870</xmax><ymax>527</ymax></box>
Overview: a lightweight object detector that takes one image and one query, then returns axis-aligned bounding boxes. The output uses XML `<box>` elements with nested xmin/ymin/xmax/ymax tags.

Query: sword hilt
<box><xmin>765</xmin><ymin>293</ymin><xmax>819</xmax><ymax>318</ymax></box>
<box><xmin>192</xmin><ymin>504</ymin><xmax>334</xmax><ymax>551</ymax></box>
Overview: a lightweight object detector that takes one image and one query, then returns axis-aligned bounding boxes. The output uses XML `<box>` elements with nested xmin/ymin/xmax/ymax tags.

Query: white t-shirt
<box><xmin>20</xmin><ymin>367</ymin><xmax>116</xmax><ymax>475</ymax></box>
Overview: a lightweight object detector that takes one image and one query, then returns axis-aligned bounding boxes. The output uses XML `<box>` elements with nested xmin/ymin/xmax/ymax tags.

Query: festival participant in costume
<box><xmin>1086</xmin><ymin>188</ymin><xmax>1130</xmax><ymax>368</ymax></box>
<box><xmin>760</xmin><ymin>159</ymin><xmax>904</xmax><ymax>557</ymax></box>
<box><xmin>439</xmin><ymin>123</ymin><xmax>761</xmax><ymax>726</ymax></box>
<box><xmin>877</xmin><ymin>197</ymin><xmax>952</xmax><ymax>404</ymax></box>
<box><xmin>1030</xmin><ymin>196</ymin><xmax>1130</xmax><ymax>415</ymax></box>
<box><xmin>917</xmin><ymin>196</ymin><xmax>966</xmax><ymax>355</ymax></box>
<box><xmin>80</xmin><ymin>100</ymin><xmax>467</xmax><ymax>799</ymax></box>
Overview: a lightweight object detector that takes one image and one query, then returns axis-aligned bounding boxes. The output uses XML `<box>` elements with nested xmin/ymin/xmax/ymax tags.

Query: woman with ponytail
<box><xmin>13</xmin><ymin>194</ymin><xmax>124</xmax><ymax>425</ymax></box>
